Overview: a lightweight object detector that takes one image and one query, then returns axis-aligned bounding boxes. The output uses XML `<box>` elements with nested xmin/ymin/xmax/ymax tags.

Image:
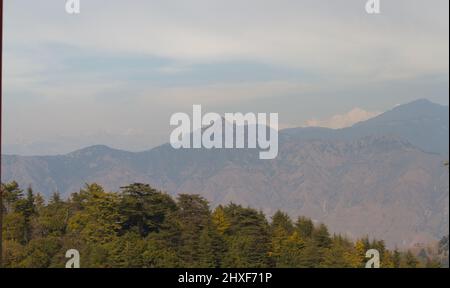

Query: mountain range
<box><xmin>1</xmin><ymin>99</ymin><xmax>449</xmax><ymax>248</ymax></box>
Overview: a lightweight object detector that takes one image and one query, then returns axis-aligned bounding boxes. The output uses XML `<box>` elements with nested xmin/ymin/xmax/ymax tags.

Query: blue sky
<box><xmin>2</xmin><ymin>0</ymin><xmax>449</xmax><ymax>155</ymax></box>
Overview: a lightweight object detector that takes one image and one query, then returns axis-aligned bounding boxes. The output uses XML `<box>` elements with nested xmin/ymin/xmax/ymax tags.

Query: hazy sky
<box><xmin>3</xmin><ymin>0</ymin><xmax>449</xmax><ymax>155</ymax></box>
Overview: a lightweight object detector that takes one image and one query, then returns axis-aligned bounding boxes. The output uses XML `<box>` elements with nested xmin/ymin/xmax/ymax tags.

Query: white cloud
<box><xmin>5</xmin><ymin>0</ymin><xmax>449</xmax><ymax>81</ymax></box>
<box><xmin>2</xmin><ymin>0</ymin><xmax>449</xmax><ymax>154</ymax></box>
<box><xmin>303</xmin><ymin>108</ymin><xmax>381</xmax><ymax>129</ymax></box>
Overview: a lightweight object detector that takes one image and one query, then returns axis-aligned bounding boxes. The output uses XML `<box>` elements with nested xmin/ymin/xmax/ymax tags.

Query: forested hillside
<box><xmin>1</xmin><ymin>181</ymin><xmax>440</xmax><ymax>268</ymax></box>
<box><xmin>3</xmin><ymin>100</ymin><xmax>448</xmax><ymax>249</ymax></box>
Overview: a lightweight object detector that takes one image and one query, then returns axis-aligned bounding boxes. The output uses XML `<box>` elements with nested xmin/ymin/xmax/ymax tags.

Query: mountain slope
<box><xmin>1</xmin><ymin>99</ymin><xmax>449</xmax><ymax>248</ymax></box>
<box><xmin>283</xmin><ymin>99</ymin><xmax>449</xmax><ymax>155</ymax></box>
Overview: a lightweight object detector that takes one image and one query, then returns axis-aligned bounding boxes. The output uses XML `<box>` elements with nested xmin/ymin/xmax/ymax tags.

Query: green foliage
<box><xmin>67</xmin><ymin>184</ymin><xmax>123</xmax><ymax>244</ymax></box>
<box><xmin>0</xmin><ymin>181</ymin><xmax>428</xmax><ymax>268</ymax></box>
<box><xmin>402</xmin><ymin>251</ymin><xmax>419</xmax><ymax>268</ymax></box>
<box><xmin>120</xmin><ymin>183</ymin><xmax>177</xmax><ymax>237</ymax></box>
<box><xmin>176</xmin><ymin>194</ymin><xmax>219</xmax><ymax>267</ymax></box>
<box><xmin>221</xmin><ymin>204</ymin><xmax>271</xmax><ymax>268</ymax></box>
<box><xmin>296</xmin><ymin>216</ymin><xmax>314</xmax><ymax>239</ymax></box>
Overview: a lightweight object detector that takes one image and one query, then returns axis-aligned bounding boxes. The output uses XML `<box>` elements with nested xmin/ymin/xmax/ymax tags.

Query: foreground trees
<box><xmin>0</xmin><ymin>182</ymin><xmax>433</xmax><ymax>268</ymax></box>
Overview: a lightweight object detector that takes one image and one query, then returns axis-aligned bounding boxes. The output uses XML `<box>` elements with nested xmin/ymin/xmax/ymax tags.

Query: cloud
<box><xmin>5</xmin><ymin>0</ymin><xmax>449</xmax><ymax>81</ymax></box>
<box><xmin>303</xmin><ymin>108</ymin><xmax>381</xmax><ymax>129</ymax></box>
<box><xmin>2</xmin><ymin>0</ymin><xmax>449</xmax><ymax>155</ymax></box>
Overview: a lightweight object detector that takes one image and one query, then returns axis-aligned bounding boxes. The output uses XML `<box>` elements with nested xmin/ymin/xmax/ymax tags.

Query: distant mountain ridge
<box><xmin>283</xmin><ymin>99</ymin><xmax>449</xmax><ymax>155</ymax></box>
<box><xmin>1</xmin><ymin>99</ymin><xmax>449</xmax><ymax>248</ymax></box>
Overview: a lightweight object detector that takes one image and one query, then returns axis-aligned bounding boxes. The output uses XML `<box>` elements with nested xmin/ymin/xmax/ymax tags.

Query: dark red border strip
<box><xmin>0</xmin><ymin>0</ymin><xmax>4</xmax><ymax>269</ymax></box>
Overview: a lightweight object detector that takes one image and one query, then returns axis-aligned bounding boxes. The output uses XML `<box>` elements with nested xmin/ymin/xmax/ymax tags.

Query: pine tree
<box><xmin>3</xmin><ymin>212</ymin><xmax>26</xmax><ymax>243</ymax></box>
<box><xmin>403</xmin><ymin>251</ymin><xmax>419</xmax><ymax>268</ymax></box>
<box><xmin>212</xmin><ymin>205</ymin><xmax>231</xmax><ymax>235</ymax></box>
<box><xmin>0</xmin><ymin>181</ymin><xmax>437</xmax><ymax>268</ymax></box>
<box><xmin>222</xmin><ymin>204</ymin><xmax>271</xmax><ymax>268</ymax></box>
<box><xmin>67</xmin><ymin>184</ymin><xmax>123</xmax><ymax>244</ymax></box>
<box><xmin>393</xmin><ymin>249</ymin><xmax>401</xmax><ymax>268</ymax></box>
<box><xmin>15</xmin><ymin>187</ymin><xmax>36</xmax><ymax>243</ymax></box>
<box><xmin>276</xmin><ymin>232</ymin><xmax>306</xmax><ymax>267</ymax></box>
<box><xmin>106</xmin><ymin>232</ymin><xmax>146</xmax><ymax>268</ymax></box>
<box><xmin>354</xmin><ymin>239</ymin><xmax>367</xmax><ymax>268</ymax></box>
<box><xmin>197</xmin><ymin>226</ymin><xmax>225</xmax><ymax>268</ymax></box>
<box><xmin>32</xmin><ymin>193</ymin><xmax>68</xmax><ymax>238</ymax></box>
<box><xmin>381</xmin><ymin>250</ymin><xmax>395</xmax><ymax>268</ymax></box>
<box><xmin>271</xmin><ymin>211</ymin><xmax>294</xmax><ymax>235</ymax></box>
<box><xmin>1</xmin><ymin>182</ymin><xmax>23</xmax><ymax>213</ymax></box>
<box><xmin>119</xmin><ymin>183</ymin><xmax>177</xmax><ymax>236</ymax></box>
<box><xmin>270</xmin><ymin>211</ymin><xmax>294</xmax><ymax>263</ymax></box>
<box><xmin>295</xmin><ymin>216</ymin><xmax>314</xmax><ymax>239</ymax></box>
<box><xmin>142</xmin><ymin>235</ymin><xmax>180</xmax><ymax>268</ymax></box>
<box><xmin>312</xmin><ymin>223</ymin><xmax>332</xmax><ymax>249</ymax></box>
<box><xmin>176</xmin><ymin>194</ymin><xmax>216</xmax><ymax>267</ymax></box>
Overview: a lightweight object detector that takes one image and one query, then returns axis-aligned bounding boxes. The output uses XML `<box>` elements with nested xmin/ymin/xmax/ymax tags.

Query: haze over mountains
<box><xmin>1</xmin><ymin>99</ymin><xmax>449</xmax><ymax>248</ymax></box>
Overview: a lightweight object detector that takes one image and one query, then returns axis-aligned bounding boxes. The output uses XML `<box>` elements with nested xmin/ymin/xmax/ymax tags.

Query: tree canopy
<box><xmin>0</xmin><ymin>182</ymin><xmax>434</xmax><ymax>268</ymax></box>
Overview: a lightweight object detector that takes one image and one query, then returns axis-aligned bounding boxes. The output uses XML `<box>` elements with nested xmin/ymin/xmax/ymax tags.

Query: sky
<box><xmin>2</xmin><ymin>0</ymin><xmax>449</xmax><ymax>155</ymax></box>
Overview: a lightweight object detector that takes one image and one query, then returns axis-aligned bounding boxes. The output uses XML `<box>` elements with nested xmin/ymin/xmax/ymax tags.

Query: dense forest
<box><xmin>0</xmin><ymin>181</ymin><xmax>446</xmax><ymax>268</ymax></box>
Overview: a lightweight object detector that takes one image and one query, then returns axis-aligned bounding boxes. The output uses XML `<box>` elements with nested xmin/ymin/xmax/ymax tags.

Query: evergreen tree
<box><xmin>13</xmin><ymin>186</ymin><xmax>36</xmax><ymax>243</ymax></box>
<box><xmin>1</xmin><ymin>182</ymin><xmax>23</xmax><ymax>213</ymax></box>
<box><xmin>270</xmin><ymin>211</ymin><xmax>294</xmax><ymax>265</ymax></box>
<box><xmin>275</xmin><ymin>232</ymin><xmax>306</xmax><ymax>268</ymax></box>
<box><xmin>393</xmin><ymin>249</ymin><xmax>401</xmax><ymax>268</ymax></box>
<box><xmin>212</xmin><ymin>205</ymin><xmax>231</xmax><ymax>235</ymax></box>
<box><xmin>120</xmin><ymin>183</ymin><xmax>177</xmax><ymax>237</ymax></box>
<box><xmin>312</xmin><ymin>223</ymin><xmax>332</xmax><ymax>249</ymax></box>
<box><xmin>403</xmin><ymin>251</ymin><xmax>419</xmax><ymax>268</ymax></box>
<box><xmin>67</xmin><ymin>184</ymin><xmax>123</xmax><ymax>244</ymax></box>
<box><xmin>176</xmin><ymin>194</ymin><xmax>217</xmax><ymax>267</ymax></box>
<box><xmin>295</xmin><ymin>216</ymin><xmax>314</xmax><ymax>239</ymax></box>
<box><xmin>0</xmin><ymin>181</ymin><xmax>438</xmax><ymax>268</ymax></box>
<box><xmin>222</xmin><ymin>204</ymin><xmax>271</xmax><ymax>268</ymax></box>
<box><xmin>106</xmin><ymin>232</ymin><xmax>146</xmax><ymax>268</ymax></box>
